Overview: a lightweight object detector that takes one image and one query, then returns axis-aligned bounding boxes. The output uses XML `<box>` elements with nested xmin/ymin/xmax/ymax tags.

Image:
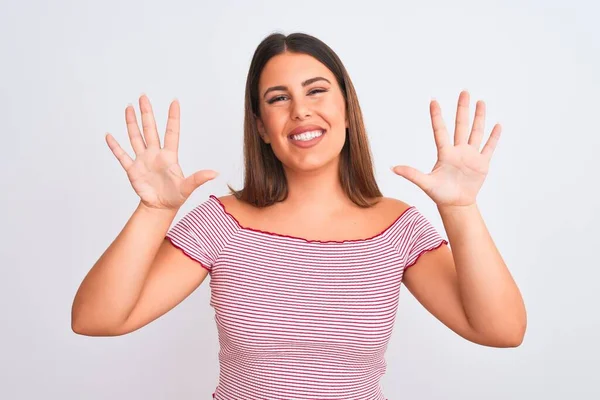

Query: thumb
<box><xmin>181</xmin><ymin>170</ymin><xmax>219</xmax><ymax>199</ymax></box>
<box><xmin>391</xmin><ymin>165</ymin><xmax>429</xmax><ymax>191</ymax></box>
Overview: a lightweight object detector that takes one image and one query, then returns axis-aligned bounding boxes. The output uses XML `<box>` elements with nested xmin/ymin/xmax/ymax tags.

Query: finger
<box><xmin>468</xmin><ymin>100</ymin><xmax>486</xmax><ymax>149</ymax></box>
<box><xmin>139</xmin><ymin>94</ymin><xmax>161</xmax><ymax>148</ymax></box>
<box><xmin>481</xmin><ymin>123</ymin><xmax>502</xmax><ymax>160</ymax></box>
<box><xmin>163</xmin><ymin>99</ymin><xmax>180</xmax><ymax>153</ymax></box>
<box><xmin>430</xmin><ymin>99</ymin><xmax>451</xmax><ymax>151</ymax></box>
<box><xmin>180</xmin><ymin>170</ymin><xmax>219</xmax><ymax>199</ymax></box>
<box><xmin>105</xmin><ymin>133</ymin><xmax>134</xmax><ymax>170</ymax></box>
<box><xmin>125</xmin><ymin>104</ymin><xmax>146</xmax><ymax>155</ymax></box>
<box><xmin>454</xmin><ymin>90</ymin><xmax>470</xmax><ymax>145</ymax></box>
<box><xmin>391</xmin><ymin>165</ymin><xmax>431</xmax><ymax>192</ymax></box>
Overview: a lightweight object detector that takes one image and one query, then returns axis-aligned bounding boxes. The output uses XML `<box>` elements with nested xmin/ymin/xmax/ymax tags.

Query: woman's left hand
<box><xmin>391</xmin><ymin>90</ymin><xmax>502</xmax><ymax>208</ymax></box>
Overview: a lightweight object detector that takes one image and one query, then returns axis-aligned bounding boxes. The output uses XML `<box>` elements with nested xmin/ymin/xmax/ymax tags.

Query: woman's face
<box><xmin>256</xmin><ymin>52</ymin><xmax>348</xmax><ymax>172</ymax></box>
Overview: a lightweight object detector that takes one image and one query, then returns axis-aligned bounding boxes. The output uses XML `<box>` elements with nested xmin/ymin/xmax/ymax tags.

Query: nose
<box><xmin>291</xmin><ymin>98</ymin><xmax>312</xmax><ymax>120</ymax></box>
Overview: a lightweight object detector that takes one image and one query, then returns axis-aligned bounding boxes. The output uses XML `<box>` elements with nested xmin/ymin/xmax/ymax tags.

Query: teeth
<box><xmin>291</xmin><ymin>130</ymin><xmax>324</xmax><ymax>141</ymax></box>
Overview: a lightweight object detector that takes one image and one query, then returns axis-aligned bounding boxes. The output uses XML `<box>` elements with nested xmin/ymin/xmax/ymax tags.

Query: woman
<box><xmin>71</xmin><ymin>32</ymin><xmax>526</xmax><ymax>399</ymax></box>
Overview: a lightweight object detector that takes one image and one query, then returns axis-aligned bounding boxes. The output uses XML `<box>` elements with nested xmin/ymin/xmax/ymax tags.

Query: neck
<box><xmin>280</xmin><ymin>159</ymin><xmax>355</xmax><ymax>216</ymax></box>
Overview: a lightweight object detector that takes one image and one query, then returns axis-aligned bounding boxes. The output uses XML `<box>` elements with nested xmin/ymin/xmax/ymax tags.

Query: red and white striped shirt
<box><xmin>166</xmin><ymin>194</ymin><xmax>448</xmax><ymax>400</ymax></box>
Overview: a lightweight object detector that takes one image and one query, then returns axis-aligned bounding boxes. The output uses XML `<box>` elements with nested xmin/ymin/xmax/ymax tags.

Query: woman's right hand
<box><xmin>105</xmin><ymin>94</ymin><xmax>218</xmax><ymax>211</ymax></box>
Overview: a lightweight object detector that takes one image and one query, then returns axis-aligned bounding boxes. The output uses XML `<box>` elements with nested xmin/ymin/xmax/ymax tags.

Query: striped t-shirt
<box><xmin>166</xmin><ymin>194</ymin><xmax>448</xmax><ymax>400</ymax></box>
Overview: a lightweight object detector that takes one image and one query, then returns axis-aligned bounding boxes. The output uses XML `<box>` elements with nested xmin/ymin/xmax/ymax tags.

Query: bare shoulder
<box><xmin>215</xmin><ymin>194</ymin><xmax>238</xmax><ymax>207</ymax></box>
<box><xmin>380</xmin><ymin>196</ymin><xmax>411</xmax><ymax>209</ymax></box>
<box><xmin>376</xmin><ymin>196</ymin><xmax>413</xmax><ymax>219</ymax></box>
<box><xmin>217</xmin><ymin>194</ymin><xmax>410</xmax><ymax>215</ymax></box>
<box><xmin>214</xmin><ymin>194</ymin><xmax>259</xmax><ymax>225</ymax></box>
<box><xmin>217</xmin><ymin>194</ymin><xmax>411</xmax><ymax>214</ymax></box>
<box><xmin>212</xmin><ymin>194</ymin><xmax>413</xmax><ymax>241</ymax></box>
<box><xmin>215</xmin><ymin>194</ymin><xmax>248</xmax><ymax>214</ymax></box>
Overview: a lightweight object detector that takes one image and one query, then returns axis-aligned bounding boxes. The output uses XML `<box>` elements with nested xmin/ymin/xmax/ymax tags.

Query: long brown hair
<box><xmin>227</xmin><ymin>32</ymin><xmax>382</xmax><ymax>208</ymax></box>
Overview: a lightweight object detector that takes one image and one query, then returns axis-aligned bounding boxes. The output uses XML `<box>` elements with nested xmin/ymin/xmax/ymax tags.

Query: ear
<box><xmin>255</xmin><ymin>115</ymin><xmax>270</xmax><ymax>144</ymax></box>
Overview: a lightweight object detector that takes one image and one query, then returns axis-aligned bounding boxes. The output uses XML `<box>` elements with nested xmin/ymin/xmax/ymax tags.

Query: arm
<box><xmin>402</xmin><ymin>204</ymin><xmax>526</xmax><ymax>347</ymax></box>
<box><xmin>393</xmin><ymin>91</ymin><xmax>526</xmax><ymax>348</ymax></box>
<box><xmin>71</xmin><ymin>202</ymin><xmax>208</xmax><ymax>336</ymax></box>
<box><xmin>73</xmin><ymin>95</ymin><xmax>219</xmax><ymax>336</ymax></box>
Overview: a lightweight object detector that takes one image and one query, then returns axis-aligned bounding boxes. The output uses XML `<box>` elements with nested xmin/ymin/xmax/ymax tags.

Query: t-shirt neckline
<box><xmin>208</xmin><ymin>194</ymin><xmax>415</xmax><ymax>245</ymax></box>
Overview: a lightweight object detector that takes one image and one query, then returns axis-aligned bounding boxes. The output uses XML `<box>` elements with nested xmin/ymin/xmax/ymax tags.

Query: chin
<box><xmin>285</xmin><ymin>154</ymin><xmax>342</xmax><ymax>173</ymax></box>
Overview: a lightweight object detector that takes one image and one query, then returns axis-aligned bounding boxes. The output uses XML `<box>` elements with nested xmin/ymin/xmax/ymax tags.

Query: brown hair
<box><xmin>227</xmin><ymin>32</ymin><xmax>382</xmax><ymax>208</ymax></box>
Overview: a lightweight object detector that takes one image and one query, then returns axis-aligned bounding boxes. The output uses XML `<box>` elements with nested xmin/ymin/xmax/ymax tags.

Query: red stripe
<box><xmin>167</xmin><ymin>195</ymin><xmax>446</xmax><ymax>399</ymax></box>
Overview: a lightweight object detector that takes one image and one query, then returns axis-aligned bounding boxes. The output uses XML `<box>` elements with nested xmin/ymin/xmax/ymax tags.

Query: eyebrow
<box><xmin>263</xmin><ymin>77</ymin><xmax>331</xmax><ymax>99</ymax></box>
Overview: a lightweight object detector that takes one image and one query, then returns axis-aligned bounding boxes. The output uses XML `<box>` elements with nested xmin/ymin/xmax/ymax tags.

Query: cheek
<box><xmin>261</xmin><ymin>110</ymin><xmax>287</xmax><ymax>133</ymax></box>
<box><xmin>320</xmin><ymin>97</ymin><xmax>346</xmax><ymax>124</ymax></box>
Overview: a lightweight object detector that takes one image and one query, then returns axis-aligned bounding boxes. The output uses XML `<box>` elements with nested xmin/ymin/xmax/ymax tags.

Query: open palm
<box><xmin>105</xmin><ymin>95</ymin><xmax>218</xmax><ymax>210</ymax></box>
<box><xmin>392</xmin><ymin>90</ymin><xmax>501</xmax><ymax>207</ymax></box>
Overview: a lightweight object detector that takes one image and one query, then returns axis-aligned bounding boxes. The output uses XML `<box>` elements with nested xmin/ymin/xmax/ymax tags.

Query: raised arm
<box><xmin>71</xmin><ymin>95</ymin><xmax>218</xmax><ymax>336</ymax></box>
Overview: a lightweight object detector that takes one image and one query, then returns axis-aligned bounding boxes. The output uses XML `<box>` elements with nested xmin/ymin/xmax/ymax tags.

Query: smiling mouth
<box><xmin>287</xmin><ymin>130</ymin><xmax>327</xmax><ymax>149</ymax></box>
<box><xmin>288</xmin><ymin>129</ymin><xmax>326</xmax><ymax>141</ymax></box>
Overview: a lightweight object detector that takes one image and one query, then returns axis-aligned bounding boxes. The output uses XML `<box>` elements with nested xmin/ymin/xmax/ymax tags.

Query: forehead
<box><xmin>259</xmin><ymin>52</ymin><xmax>335</xmax><ymax>89</ymax></box>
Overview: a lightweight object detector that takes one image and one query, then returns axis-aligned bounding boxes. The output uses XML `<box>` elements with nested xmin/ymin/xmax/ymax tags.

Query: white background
<box><xmin>1</xmin><ymin>0</ymin><xmax>598</xmax><ymax>398</ymax></box>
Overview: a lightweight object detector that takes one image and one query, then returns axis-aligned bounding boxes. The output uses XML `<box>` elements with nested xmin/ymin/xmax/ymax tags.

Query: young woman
<box><xmin>72</xmin><ymin>32</ymin><xmax>526</xmax><ymax>399</ymax></box>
